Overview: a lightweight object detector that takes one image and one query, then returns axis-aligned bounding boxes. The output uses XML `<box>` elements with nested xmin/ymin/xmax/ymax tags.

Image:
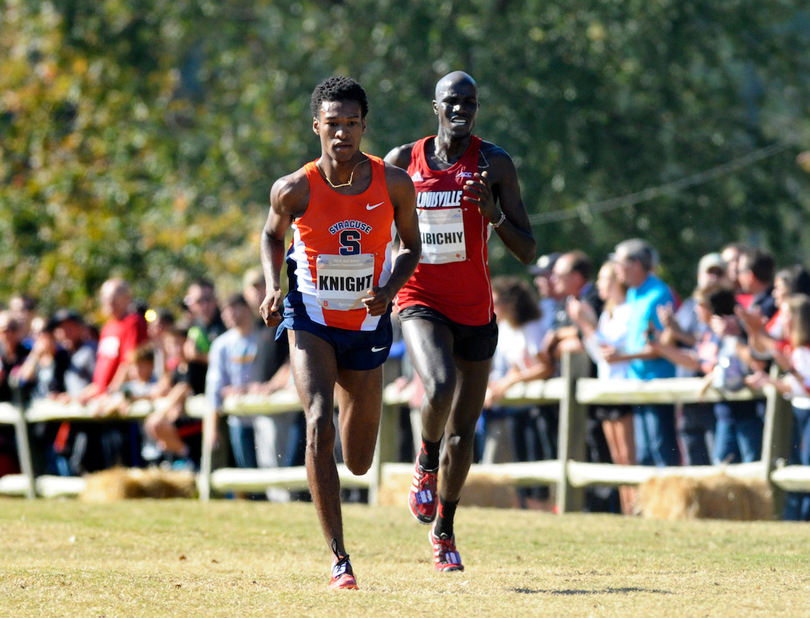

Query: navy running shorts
<box><xmin>398</xmin><ymin>304</ymin><xmax>498</xmax><ymax>362</ymax></box>
<box><xmin>277</xmin><ymin>304</ymin><xmax>393</xmax><ymax>371</ymax></box>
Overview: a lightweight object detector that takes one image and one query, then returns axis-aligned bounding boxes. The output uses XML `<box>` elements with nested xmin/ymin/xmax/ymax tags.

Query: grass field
<box><xmin>2</xmin><ymin>497</ymin><xmax>810</xmax><ymax>617</ymax></box>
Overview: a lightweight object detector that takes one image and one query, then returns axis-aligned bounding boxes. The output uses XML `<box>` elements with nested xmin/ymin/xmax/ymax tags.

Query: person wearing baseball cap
<box><xmin>46</xmin><ymin>309</ymin><xmax>84</xmax><ymax>332</ymax></box>
<box><xmin>697</xmin><ymin>253</ymin><xmax>727</xmax><ymax>284</ymax></box>
<box><xmin>528</xmin><ymin>252</ymin><xmax>560</xmax><ymax>277</ymax></box>
<box><xmin>528</xmin><ymin>252</ymin><xmax>563</xmax><ymax>336</ymax></box>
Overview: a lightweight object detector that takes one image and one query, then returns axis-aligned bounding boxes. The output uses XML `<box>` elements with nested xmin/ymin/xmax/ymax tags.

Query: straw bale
<box><xmin>80</xmin><ymin>467</ymin><xmax>197</xmax><ymax>502</ymax></box>
<box><xmin>638</xmin><ymin>473</ymin><xmax>772</xmax><ymax>520</ymax></box>
<box><xmin>377</xmin><ymin>471</ymin><xmax>517</xmax><ymax>509</ymax></box>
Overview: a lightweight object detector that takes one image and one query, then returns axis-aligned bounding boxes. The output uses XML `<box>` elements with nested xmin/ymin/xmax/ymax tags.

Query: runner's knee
<box><xmin>445</xmin><ymin>429</ymin><xmax>475</xmax><ymax>453</ymax></box>
<box><xmin>422</xmin><ymin>371</ymin><xmax>456</xmax><ymax>410</ymax></box>
<box><xmin>342</xmin><ymin>449</ymin><xmax>373</xmax><ymax>475</ymax></box>
<box><xmin>306</xmin><ymin>410</ymin><xmax>336</xmax><ymax>450</ymax></box>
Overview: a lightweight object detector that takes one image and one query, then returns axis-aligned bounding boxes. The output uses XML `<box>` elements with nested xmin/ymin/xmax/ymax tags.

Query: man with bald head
<box><xmin>386</xmin><ymin>71</ymin><xmax>535</xmax><ymax>572</ymax></box>
<box><xmin>77</xmin><ymin>278</ymin><xmax>148</xmax><ymax>404</ymax></box>
<box><xmin>55</xmin><ymin>278</ymin><xmax>149</xmax><ymax>473</ymax></box>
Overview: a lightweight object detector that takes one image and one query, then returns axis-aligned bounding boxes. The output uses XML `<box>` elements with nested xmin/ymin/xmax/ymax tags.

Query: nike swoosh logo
<box><xmin>371</xmin><ymin>346</ymin><xmax>387</xmax><ymax>352</ymax></box>
<box><xmin>366</xmin><ymin>202</ymin><xmax>384</xmax><ymax>210</ymax></box>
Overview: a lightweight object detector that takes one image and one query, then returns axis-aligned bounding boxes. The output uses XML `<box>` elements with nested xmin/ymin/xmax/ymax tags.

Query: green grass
<box><xmin>2</xmin><ymin>498</ymin><xmax>810</xmax><ymax>617</ymax></box>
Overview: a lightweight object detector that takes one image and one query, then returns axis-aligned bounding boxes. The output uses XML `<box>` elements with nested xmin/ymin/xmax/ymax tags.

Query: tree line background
<box><xmin>2</xmin><ymin>0</ymin><xmax>809</xmax><ymax>316</ymax></box>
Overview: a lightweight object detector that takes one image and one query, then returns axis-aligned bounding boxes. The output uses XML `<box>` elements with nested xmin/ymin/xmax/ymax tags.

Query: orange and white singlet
<box><xmin>396</xmin><ymin>135</ymin><xmax>493</xmax><ymax>326</ymax></box>
<box><xmin>285</xmin><ymin>154</ymin><xmax>396</xmax><ymax>331</ymax></box>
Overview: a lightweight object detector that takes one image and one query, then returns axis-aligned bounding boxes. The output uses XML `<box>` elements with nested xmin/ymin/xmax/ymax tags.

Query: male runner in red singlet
<box><xmin>385</xmin><ymin>71</ymin><xmax>536</xmax><ymax>572</ymax></box>
<box><xmin>260</xmin><ymin>77</ymin><xmax>421</xmax><ymax>590</ymax></box>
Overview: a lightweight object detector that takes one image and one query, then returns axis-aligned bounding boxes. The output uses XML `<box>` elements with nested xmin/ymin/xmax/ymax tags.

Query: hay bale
<box><xmin>459</xmin><ymin>473</ymin><xmax>518</xmax><ymax>509</ymax></box>
<box><xmin>377</xmin><ymin>471</ymin><xmax>517</xmax><ymax>509</ymax></box>
<box><xmin>80</xmin><ymin>467</ymin><xmax>197</xmax><ymax>502</ymax></box>
<box><xmin>638</xmin><ymin>473</ymin><xmax>772</xmax><ymax>520</ymax></box>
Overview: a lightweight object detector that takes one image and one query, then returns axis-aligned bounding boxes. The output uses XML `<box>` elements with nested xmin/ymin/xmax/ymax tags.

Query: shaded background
<box><xmin>2</xmin><ymin>0</ymin><xmax>809</xmax><ymax>314</ymax></box>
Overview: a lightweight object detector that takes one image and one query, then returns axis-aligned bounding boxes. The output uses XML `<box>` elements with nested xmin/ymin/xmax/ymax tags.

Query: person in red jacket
<box><xmin>77</xmin><ymin>278</ymin><xmax>148</xmax><ymax>403</ymax></box>
<box><xmin>65</xmin><ymin>278</ymin><xmax>148</xmax><ymax>471</ymax></box>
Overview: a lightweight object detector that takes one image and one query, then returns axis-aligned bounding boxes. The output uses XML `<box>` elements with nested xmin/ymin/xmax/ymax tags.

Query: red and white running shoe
<box><xmin>328</xmin><ymin>540</ymin><xmax>358</xmax><ymax>590</ymax></box>
<box><xmin>429</xmin><ymin>525</ymin><xmax>464</xmax><ymax>572</ymax></box>
<box><xmin>328</xmin><ymin>554</ymin><xmax>358</xmax><ymax>590</ymax></box>
<box><xmin>409</xmin><ymin>462</ymin><xmax>438</xmax><ymax>524</ymax></box>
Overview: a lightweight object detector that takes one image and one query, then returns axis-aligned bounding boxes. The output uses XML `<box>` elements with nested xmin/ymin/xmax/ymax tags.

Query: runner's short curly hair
<box><xmin>310</xmin><ymin>76</ymin><xmax>368</xmax><ymax>119</ymax></box>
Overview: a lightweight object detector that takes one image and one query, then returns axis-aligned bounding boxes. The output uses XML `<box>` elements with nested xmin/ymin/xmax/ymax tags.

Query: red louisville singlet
<box><xmin>286</xmin><ymin>154</ymin><xmax>396</xmax><ymax>331</ymax></box>
<box><xmin>396</xmin><ymin>135</ymin><xmax>493</xmax><ymax>325</ymax></box>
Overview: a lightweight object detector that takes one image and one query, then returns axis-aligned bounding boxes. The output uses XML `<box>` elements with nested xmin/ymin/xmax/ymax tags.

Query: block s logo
<box><xmin>339</xmin><ymin>230</ymin><xmax>361</xmax><ymax>255</ymax></box>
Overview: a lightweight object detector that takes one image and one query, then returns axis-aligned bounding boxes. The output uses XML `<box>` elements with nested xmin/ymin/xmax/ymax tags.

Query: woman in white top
<box><xmin>568</xmin><ymin>260</ymin><xmax>636</xmax><ymax>514</ymax></box>
<box><xmin>486</xmin><ymin>278</ymin><xmax>553</xmax><ymax>404</ymax></box>
<box><xmin>485</xmin><ymin>277</ymin><xmax>555</xmax><ymax>508</ymax></box>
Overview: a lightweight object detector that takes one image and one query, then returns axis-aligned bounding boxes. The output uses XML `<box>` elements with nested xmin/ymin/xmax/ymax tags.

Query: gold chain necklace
<box><xmin>318</xmin><ymin>156</ymin><xmax>368</xmax><ymax>189</ymax></box>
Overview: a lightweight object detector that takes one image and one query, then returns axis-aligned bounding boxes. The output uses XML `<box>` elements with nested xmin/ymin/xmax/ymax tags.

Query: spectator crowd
<box><xmin>479</xmin><ymin>239</ymin><xmax>810</xmax><ymax>520</ymax></box>
<box><xmin>2</xmin><ymin>240</ymin><xmax>810</xmax><ymax>519</ymax></box>
<box><xmin>0</xmin><ymin>270</ymin><xmax>296</xmax><ymax>500</ymax></box>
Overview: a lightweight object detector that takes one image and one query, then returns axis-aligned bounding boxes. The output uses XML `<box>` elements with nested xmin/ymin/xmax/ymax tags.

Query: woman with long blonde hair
<box><xmin>568</xmin><ymin>260</ymin><xmax>636</xmax><ymax>514</ymax></box>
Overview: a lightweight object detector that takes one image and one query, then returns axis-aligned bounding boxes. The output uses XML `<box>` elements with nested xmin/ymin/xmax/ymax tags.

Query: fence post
<box><xmin>13</xmin><ymin>404</ymin><xmax>36</xmax><ymax>499</ymax></box>
<box><xmin>198</xmin><ymin>405</ymin><xmax>215</xmax><ymax>502</ymax></box>
<box><xmin>369</xmin><ymin>400</ymin><xmax>398</xmax><ymax>506</ymax></box>
<box><xmin>556</xmin><ymin>351</ymin><xmax>591</xmax><ymax>514</ymax></box>
<box><xmin>761</xmin><ymin>379</ymin><xmax>793</xmax><ymax>519</ymax></box>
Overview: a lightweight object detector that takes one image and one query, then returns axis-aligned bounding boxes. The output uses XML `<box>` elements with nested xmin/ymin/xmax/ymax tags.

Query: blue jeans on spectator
<box><xmin>679</xmin><ymin>403</ymin><xmax>714</xmax><ymax>466</ymax></box>
<box><xmin>712</xmin><ymin>401</ymin><xmax>763</xmax><ymax>465</ymax></box>
<box><xmin>633</xmin><ymin>404</ymin><xmax>679</xmax><ymax>467</ymax></box>
<box><xmin>228</xmin><ymin>421</ymin><xmax>257</xmax><ymax>469</ymax></box>
<box><xmin>784</xmin><ymin>406</ymin><xmax>810</xmax><ymax>521</ymax></box>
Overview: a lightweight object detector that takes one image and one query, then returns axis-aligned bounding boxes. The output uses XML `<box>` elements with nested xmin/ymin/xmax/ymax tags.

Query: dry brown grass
<box><xmin>1</xmin><ymin>498</ymin><xmax>809</xmax><ymax>617</ymax></box>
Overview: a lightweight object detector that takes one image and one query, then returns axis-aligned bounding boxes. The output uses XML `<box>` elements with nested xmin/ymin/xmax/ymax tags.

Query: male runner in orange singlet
<box><xmin>260</xmin><ymin>76</ymin><xmax>421</xmax><ymax>589</ymax></box>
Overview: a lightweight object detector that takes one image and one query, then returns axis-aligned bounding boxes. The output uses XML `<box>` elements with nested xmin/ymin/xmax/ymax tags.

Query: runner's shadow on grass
<box><xmin>512</xmin><ymin>587</ymin><xmax>674</xmax><ymax>596</ymax></box>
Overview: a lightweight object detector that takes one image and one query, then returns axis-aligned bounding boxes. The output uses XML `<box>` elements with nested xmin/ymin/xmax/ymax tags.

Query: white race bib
<box><xmin>418</xmin><ymin>208</ymin><xmax>466</xmax><ymax>264</ymax></box>
<box><xmin>315</xmin><ymin>254</ymin><xmax>375</xmax><ymax>311</ymax></box>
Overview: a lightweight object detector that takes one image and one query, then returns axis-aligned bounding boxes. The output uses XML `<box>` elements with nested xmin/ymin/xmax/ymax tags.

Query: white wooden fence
<box><xmin>1</xmin><ymin>352</ymin><xmax>808</xmax><ymax>516</ymax></box>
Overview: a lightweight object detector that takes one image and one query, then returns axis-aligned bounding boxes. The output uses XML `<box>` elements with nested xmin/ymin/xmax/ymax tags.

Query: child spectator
<box><xmin>144</xmin><ymin>326</ymin><xmax>202</xmax><ymax>469</ymax></box>
<box><xmin>97</xmin><ymin>344</ymin><xmax>158</xmax><ymax>416</ymax></box>
<box><xmin>121</xmin><ymin>345</ymin><xmax>158</xmax><ymax>400</ymax></box>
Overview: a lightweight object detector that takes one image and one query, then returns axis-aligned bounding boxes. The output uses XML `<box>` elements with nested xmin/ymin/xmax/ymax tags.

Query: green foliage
<box><xmin>1</xmin><ymin>0</ymin><xmax>809</xmax><ymax>312</ymax></box>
